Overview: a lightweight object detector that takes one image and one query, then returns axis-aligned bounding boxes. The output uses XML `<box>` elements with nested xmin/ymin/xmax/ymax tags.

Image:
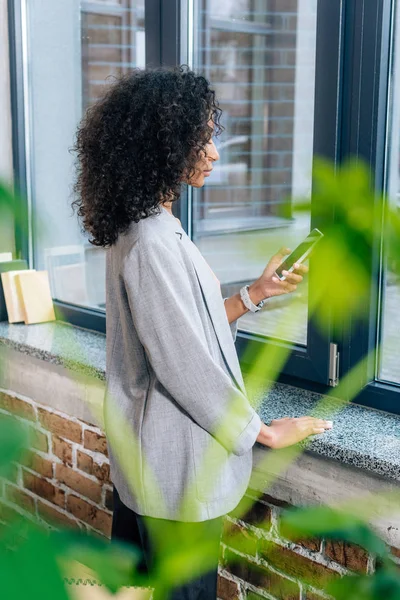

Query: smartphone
<box><xmin>274</xmin><ymin>228</ymin><xmax>324</xmax><ymax>281</ymax></box>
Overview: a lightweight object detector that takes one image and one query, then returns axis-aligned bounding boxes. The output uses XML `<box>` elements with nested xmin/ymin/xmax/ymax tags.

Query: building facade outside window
<box><xmin>23</xmin><ymin>0</ymin><xmax>145</xmax><ymax>311</ymax></box>
<box><xmin>192</xmin><ymin>0</ymin><xmax>316</xmax><ymax>346</ymax></box>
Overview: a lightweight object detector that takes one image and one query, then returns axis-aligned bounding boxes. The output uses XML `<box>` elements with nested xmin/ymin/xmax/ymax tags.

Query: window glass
<box><xmin>379</xmin><ymin>1</ymin><xmax>400</xmax><ymax>384</ymax></box>
<box><xmin>192</xmin><ymin>0</ymin><xmax>317</xmax><ymax>345</ymax></box>
<box><xmin>27</xmin><ymin>0</ymin><xmax>144</xmax><ymax>309</ymax></box>
<box><xmin>209</xmin><ymin>0</ymin><xmax>253</xmax><ymax>21</ymax></box>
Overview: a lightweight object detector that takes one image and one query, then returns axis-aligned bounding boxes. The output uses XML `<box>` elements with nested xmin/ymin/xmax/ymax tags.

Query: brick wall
<box><xmin>218</xmin><ymin>491</ymin><xmax>372</xmax><ymax>600</ymax></box>
<box><xmin>1</xmin><ymin>390</ymin><xmax>399</xmax><ymax>599</ymax></box>
<box><xmin>0</xmin><ymin>391</ymin><xmax>112</xmax><ymax>537</ymax></box>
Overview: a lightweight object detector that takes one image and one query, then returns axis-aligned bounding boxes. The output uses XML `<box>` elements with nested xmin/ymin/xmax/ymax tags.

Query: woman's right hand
<box><xmin>256</xmin><ymin>416</ymin><xmax>333</xmax><ymax>449</ymax></box>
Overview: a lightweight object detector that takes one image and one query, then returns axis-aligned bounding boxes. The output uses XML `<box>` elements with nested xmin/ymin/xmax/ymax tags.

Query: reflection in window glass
<box><xmin>81</xmin><ymin>6</ymin><xmax>145</xmax><ymax>110</ymax></box>
<box><xmin>28</xmin><ymin>1</ymin><xmax>144</xmax><ymax>310</ymax></box>
<box><xmin>379</xmin><ymin>3</ymin><xmax>400</xmax><ymax>384</ymax></box>
<box><xmin>192</xmin><ymin>0</ymin><xmax>317</xmax><ymax>345</ymax></box>
<box><xmin>209</xmin><ymin>0</ymin><xmax>252</xmax><ymax>21</ymax></box>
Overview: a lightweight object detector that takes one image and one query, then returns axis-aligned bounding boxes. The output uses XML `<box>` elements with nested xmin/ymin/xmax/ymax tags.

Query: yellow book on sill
<box><xmin>16</xmin><ymin>270</ymin><xmax>56</xmax><ymax>324</ymax></box>
<box><xmin>1</xmin><ymin>269</ymin><xmax>36</xmax><ymax>323</ymax></box>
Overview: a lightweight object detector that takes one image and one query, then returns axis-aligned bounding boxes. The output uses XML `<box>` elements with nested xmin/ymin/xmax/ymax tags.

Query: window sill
<box><xmin>250</xmin><ymin>380</ymin><xmax>400</xmax><ymax>484</ymax></box>
<box><xmin>0</xmin><ymin>320</ymin><xmax>106</xmax><ymax>381</ymax></box>
<box><xmin>0</xmin><ymin>320</ymin><xmax>399</xmax><ymax>484</ymax></box>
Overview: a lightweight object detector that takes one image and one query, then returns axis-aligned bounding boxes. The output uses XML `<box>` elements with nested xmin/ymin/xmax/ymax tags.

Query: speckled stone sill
<box><xmin>1</xmin><ymin>320</ymin><xmax>399</xmax><ymax>484</ymax></box>
<box><xmin>0</xmin><ymin>321</ymin><xmax>106</xmax><ymax>381</ymax></box>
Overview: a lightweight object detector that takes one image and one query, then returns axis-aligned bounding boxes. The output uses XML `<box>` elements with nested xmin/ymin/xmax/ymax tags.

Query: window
<box><xmin>379</xmin><ymin>1</ymin><xmax>400</xmax><ymax>386</ymax></box>
<box><xmin>18</xmin><ymin>0</ymin><xmax>144</xmax><ymax>312</ymax></box>
<box><xmin>8</xmin><ymin>0</ymin><xmax>400</xmax><ymax>414</ymax></box>
<box><xmin>81</xmin><ymin>2</ymin><xmax>145</xmax><ymax>110</ymax></box>
<box><xmin>192</xmin><ymin>0</ymin><xmax>317</xmax><ymax>346</ymax></box>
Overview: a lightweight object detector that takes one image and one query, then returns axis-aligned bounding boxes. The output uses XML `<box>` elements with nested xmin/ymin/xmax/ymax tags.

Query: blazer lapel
<box><xmin>156</xmin><ymin>206</ymin><xmax>247</xmax><ymax>396</ymax></box>
<box><xmin>182</xmin><ymin>237</ymin><xmax>247</xmax><ymax>396</ymax></box>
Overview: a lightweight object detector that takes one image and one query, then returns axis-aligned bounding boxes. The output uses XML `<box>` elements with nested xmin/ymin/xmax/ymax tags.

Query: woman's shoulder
<box><xmin>115</xmin><ymin>210</ymin><xmax>183</xmax><ymax>260</ymax></box>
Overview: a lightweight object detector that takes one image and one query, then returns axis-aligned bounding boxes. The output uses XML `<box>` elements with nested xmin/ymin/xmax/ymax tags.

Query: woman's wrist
<box><xmin>224</xmin><ymin>280</ymin><xmax>268</xmax><ymax>323</ymax></box>
<box><xmin>248</xmin><ymin>280</ymin><xmax>268</xmax><ymax>306</ymax></box>
<box><xmin>256</xmin><ymin>422</ymin><xmax>274</xmax><ymax>447</ymax></box>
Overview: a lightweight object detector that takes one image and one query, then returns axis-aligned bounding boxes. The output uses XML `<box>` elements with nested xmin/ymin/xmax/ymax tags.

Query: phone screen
<box><xmin>275</xmin><ymin>229</ymin><xmax>323</xmax><ymax>279</ymax></box>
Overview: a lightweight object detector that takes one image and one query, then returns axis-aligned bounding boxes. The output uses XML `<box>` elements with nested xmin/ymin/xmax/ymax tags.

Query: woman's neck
<box><xmin>162</xmin><ymin>202</ymin><xmax>173</xmax><ymax>215</ymax></box>
<box><xmin>160</xmin><ymin>189</ymin><xmax>176</xmax><ymax>215</ymax></box>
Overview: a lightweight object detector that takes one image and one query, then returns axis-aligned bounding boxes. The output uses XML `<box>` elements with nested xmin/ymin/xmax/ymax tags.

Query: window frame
<box><xmin>8</xmin><ymin>0</ymin><xmax>31</xmax><ymax>269</ymax></box>
<box><xmin>333</xmin><ymin>0</ymin><xmax>398</xmax><ymax>413</ymax></box>
<box><xmin>7</xmin><ymin>0</ymin><xmax>400</xmax><ymax>414</ymax></box>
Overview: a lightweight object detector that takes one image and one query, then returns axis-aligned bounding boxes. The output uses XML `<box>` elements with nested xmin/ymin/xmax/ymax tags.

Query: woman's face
<box><xmin>184</xmin><ymin>122</ymin><xmax>220</xmax><ymax>188</ymax></box>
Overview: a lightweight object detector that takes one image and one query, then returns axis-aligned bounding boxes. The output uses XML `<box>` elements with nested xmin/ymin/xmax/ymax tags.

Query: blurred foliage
<box><xmin>1</xmin><ymin>158</ymin><xmax>400</xmax><ymax>600</ymax></box>
<box><xmin>281</xmin><ymin>505</ymin><xmax>388</xmax><ymax>558</ymax></box>
<box><xmin>249</xmin><ymin>158</ymin><xmax>400</xmax><ymax>334</ymax></box>
<box><xmin>281</xmin><ymin>506</ymin><xmax>400</xmax><ymax>600</ymax></box>
<box><xmin>0</xmin><ymin>415</ymin><xmax>27</xmax><ymax>479</ymax></box>
<box><xmin>0</xmin><ymin>182</ymin><xmax>29</xmax><ymax>253</ymax></box>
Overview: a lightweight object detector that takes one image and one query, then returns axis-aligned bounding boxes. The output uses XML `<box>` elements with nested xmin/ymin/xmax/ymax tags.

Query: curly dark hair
<box><xmin>71</xmin><ymin>66</ymin><xmax>223</xmax><ymax>247</ymax></box>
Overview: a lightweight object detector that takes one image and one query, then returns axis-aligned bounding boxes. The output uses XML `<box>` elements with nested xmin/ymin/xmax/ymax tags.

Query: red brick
<box><xmin>21</xmin><ymin>450</ymin><xmax>53</xmax><ymax>479</ymax></box>
<box><xmin>67</xmin><ymin>495</ymin><xmax>112</xmax><ymax>537</ymax></box>
<box><xmin>0</xmin><ymin>501</ymin><xmax>24</xmax><ymax>524</ymax></box>
<box><xmin>52</xmin><ymin>435</ymin><xmax>73</xmax><ymax>466</ymax></box>
<box><xmin>325</xmin><ymin>540</ymin><xmax>369</xmax><ymax>573</ymax></box>
<box><xmin>230</xmin><ymin>496</ymin><xmax>272</xmax><ymax>531</ymax></box>
<box><xmin>244</xmin><ymin>502</ymin><xmax>272</xmax><ymax>531</ymax></box>
<box><xmin>224</xmin><ymin>549</ymin><xmax>300</xmax><ymax>600</ymax></box>
<box><xmin>55</xmin><ymin>464</ymin><xmax>102</xmax><ymax>503</ymax></box>
<box><xmin>76</xmin><ymin>450</ymin><xmax>93</xmax><ymax>475</ymax></box>
<box><xmin>104</xmin><ymin>488</ymin><xmax>113</xmax><ymax>511</ymax></box>
<box><xmin>391</xmin><ymin>546</ymin><xmax>400</xmax><ymax>559</ymax></box>
<box><xmin>2</xmin><ymin>463</ymin><xmax>19</xmax><ymax>484</ymax></box>
<box><xmin>5</xmin><ymin>484</ymin><xmax>35</xmax><ymax>514</ymax></box>
<box><xmin>279</xmin><ymin>519</ymin><xmax>321</xmax><ymax>552</ymax></box>
<box><xmin>23</xmin><ymin>470</ymin><xmax>65</xmax><ymax>508</ymax></box>
<box><xmin>217</xmin><ymin>573</ymin><xmax>240</xmax><ymax>600</ymax></box>
<box><xmin>38</xmin><ymin>408</ymin><xmax>82</xmax><ymax>443</ymax></box>
<box><xmin>222</xmin><ymin>520</ymin><xmax>257</xmax><ymax>556</ymax></box>
<box><xmin>0</xmin><ymin>393</ymin><xmax>36</xmax><ymax>421</ymax></box>
<box><xmin>77</xmin><ymin>450</ymin><xmax>110</xmax><ymax>483</ymax></box>
<box><xmin>28</xmin><ymin>426</ymin><xmax>49</xmax><ymax>453</ymax></box>
<box><xmin>270</xmin><ymin>67</ymin><xmax>296</xmax><ymax>85</ymax></box>
<box><xmin>83</xmin><ymin>430</ymin><xmax>108</xmax><ymax>456</ymax></box>
<box><xmin>37</xmin><ymin>500</ymin><xmax>80</xmax><ymax>530</ymax></box>
<box><xmin>297</xmin><ymin>538</ymin><xmax>321</xmax><ymax>552</ymax></box>
<box><xmin>258</xmin><ymin>540</ymin><xmax>338</xmax><ymax>588</ymax></box>
<box><xmin>276</xmin><ymin>0</ymin><xmax>297</xmax><ymax>11</ymax></box>
<box><xmin>93</xmin><ymin>461</ymin><xmax>110</xmax><ymax>484</ymax></box>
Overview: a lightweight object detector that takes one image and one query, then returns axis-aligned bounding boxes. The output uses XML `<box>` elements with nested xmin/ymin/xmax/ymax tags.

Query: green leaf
<box><xmin>55</xmin><ymin>530</ymin><xmax>141</xmax><ymax>593</ymax></box>
<box><xmin>0</xmin><ymin>527</ymin><xmax>70</xmax><ymax>600</ymax></box>
<box><xmin>0</xmin><ymin>415</ymin><xmax>27</xmax><ymax>475</ymax></box>
<box><xmin>0</xmin><ymin>180</ymin><xmax>30</xmax><ymax>241</ymax></box>
<box><xmin>280</xmin><ymin>506</ymin><xmax>388</xmax><ymax>558</ymax></box>
<box><xmin>328</xmin><ymin>570</ymin><xmax>400</xmax><ymax>600</ymax></box>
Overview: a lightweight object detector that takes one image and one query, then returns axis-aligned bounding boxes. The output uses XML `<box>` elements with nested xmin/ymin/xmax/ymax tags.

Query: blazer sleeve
<box><xmin>122</xmin><ymin>240</ymin><xmax>262</xmax><ymax>457</ymax></box>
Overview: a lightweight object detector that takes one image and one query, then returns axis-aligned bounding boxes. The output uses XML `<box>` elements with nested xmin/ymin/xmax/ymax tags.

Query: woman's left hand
<box><xmin>251</xmin><ymin>247</ymin><xmax>309</xmax><ymax>301</ymax></box>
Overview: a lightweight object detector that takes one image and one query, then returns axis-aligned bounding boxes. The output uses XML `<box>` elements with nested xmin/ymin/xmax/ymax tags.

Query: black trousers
<box><xmin>111</xmin><ymin>487</ymin><xmax>224</xmax><ymax>600</ymax></box>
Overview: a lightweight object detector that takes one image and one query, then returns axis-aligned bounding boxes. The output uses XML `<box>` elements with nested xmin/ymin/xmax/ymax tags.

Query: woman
<box><xmin>73</xmin><ymin>66</ymin><xmax>332</xmax><ymax>599</ymax></box>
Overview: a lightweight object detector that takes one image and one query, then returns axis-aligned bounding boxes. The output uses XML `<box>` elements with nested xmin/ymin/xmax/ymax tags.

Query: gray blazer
<box><xmin>104</xmin><ymin>205</ymin><xmax>262</xmax><ymax>522</ymax></box>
